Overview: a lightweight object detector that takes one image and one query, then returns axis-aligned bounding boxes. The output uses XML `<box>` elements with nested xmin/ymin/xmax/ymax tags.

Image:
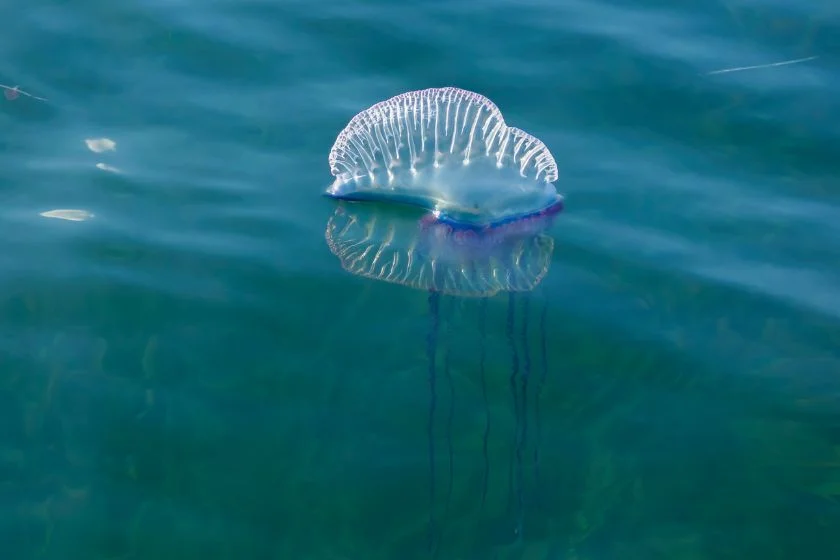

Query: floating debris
<box><xmin>95</xmin><ymin>162</ymin><xmax>121</xmax><ymax>173</ymax></box>
<box><xmin>707</xmin><ymin>55</ymin><xmax>819</xmax><ymax>75</ymax></box>
<box><xmin>39</xmin><ymin>209</ymin><xmax>94</xmax><ymax>222</ymax></box>
<box><xmin>85</xmin><ymin>138</ymin><xmax>116</xmax><ymax>153</ymax></box>
<box><xmin>1</xmin><ymin>84</ymin><xmax>47</xmax><ymax>101</ymax></box>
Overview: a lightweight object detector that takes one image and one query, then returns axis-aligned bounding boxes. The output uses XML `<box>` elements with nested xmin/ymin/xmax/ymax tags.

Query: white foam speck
<box><xmin>96</xmin><ymin>162</ymin><xmax>121</xmax><ymax>173</ymax></box>
<box><xmin>85</xmin><ymin>138</ymin><xmax>116</xmax><ymax>153</ymax></box>
<box><xmin>39</xmin><ymin>209</ymin><xmax>94</xmax><ymax>222</ymax></box>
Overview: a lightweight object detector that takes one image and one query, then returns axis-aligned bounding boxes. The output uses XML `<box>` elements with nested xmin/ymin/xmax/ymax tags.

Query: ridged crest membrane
<box><xmin>327</xmin><ymin>87</ymin><xmax>560</xmax><ymax>225</ymax></box>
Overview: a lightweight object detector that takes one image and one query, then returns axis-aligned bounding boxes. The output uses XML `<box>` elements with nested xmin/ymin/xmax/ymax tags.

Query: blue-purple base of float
<box><xmin>324</xmin><ymin>190</ymin><xmax>564</xmax><ymax>232</ymax></box>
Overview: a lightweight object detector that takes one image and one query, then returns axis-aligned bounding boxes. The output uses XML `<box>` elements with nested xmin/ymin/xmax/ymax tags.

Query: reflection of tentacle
<box><xmin>505</xmin><ymin>292</ymin><xmax>521</xmax><ymax>537</ymax></box>
<box><xmin>427</xmin><ymin>291</ymin><xmax>440</xmax><ymax>555</ymax></box>
<box><xmin>444</xmin><ymin>297</ymin><xmax>455</xmax><ymax>524</ymax></box>
<box><xmin>479</xmin><ymin>297</ymin><xmax>490</xmax><ymax>509</ymax></box>
<box><xmin>534</xmin><ymin>300</ymin><xmax>548</xmax><ymax>492</ymax></box>
<box><xmin>518</xmin><ymin>294</ymin><xmax>531</xmax><ymax>537</ymax></box>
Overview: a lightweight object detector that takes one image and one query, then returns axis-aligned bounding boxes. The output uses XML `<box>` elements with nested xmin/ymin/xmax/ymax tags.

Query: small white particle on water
<box><xmin>96</xmin><ymin>162</ymin><xmax>121</xmax><ymax>173</ymax></box>
<box><xmin>0</xmin><ymin>84</ymin><xmax>47</xmax><ymax>101</ymax></box>
<box><xmin>706</xmin><ymin>56</ymin><xmax>818</xmax><ymax>75</ymax></box>
<box><xmin>85</xmin><ymin>138</ymin><xmax>116</xmax><ymax>153</ymax></box>
<box><xmin>39</xmin><ymin>209</ymin><xmax>94</xmax><ymax>222</ymax></box>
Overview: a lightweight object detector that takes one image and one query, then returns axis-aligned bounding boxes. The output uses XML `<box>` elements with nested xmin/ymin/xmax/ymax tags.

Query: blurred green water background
<box><xmin>1</xmin><ymin>0</ymin><xmax>839</xmax><ymax>558</ymax></box>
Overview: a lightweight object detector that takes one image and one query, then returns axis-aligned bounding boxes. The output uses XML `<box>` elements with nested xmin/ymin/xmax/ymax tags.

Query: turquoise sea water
<box><xmin>2</xmin><ymin>0</ymin><xmax>839</xmax><ymax>558</ymax></box>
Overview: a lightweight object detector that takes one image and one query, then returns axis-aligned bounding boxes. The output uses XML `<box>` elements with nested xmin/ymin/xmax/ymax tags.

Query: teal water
<box><xmin>2</xmin><ymin>0</ymin><xmax>839</xmax><ymax>558</ymax></box>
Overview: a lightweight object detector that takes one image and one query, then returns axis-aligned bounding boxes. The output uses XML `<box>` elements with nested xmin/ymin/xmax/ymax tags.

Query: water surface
<box><xmin>2</xmin><ymin>0</ymin><xmax>839</xmax><ymax>558</ymax></box>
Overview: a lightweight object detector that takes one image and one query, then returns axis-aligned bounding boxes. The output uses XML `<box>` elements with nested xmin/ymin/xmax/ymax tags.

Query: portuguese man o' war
<box><xmin>326</xmin><ymin>86</ymin><xmax>563</xmax><ymax>228</ymax></box>
<box><xmin>324</xmin><ymin>87</ymin><xmax>562</xmax><ymax>555</ymax></box>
